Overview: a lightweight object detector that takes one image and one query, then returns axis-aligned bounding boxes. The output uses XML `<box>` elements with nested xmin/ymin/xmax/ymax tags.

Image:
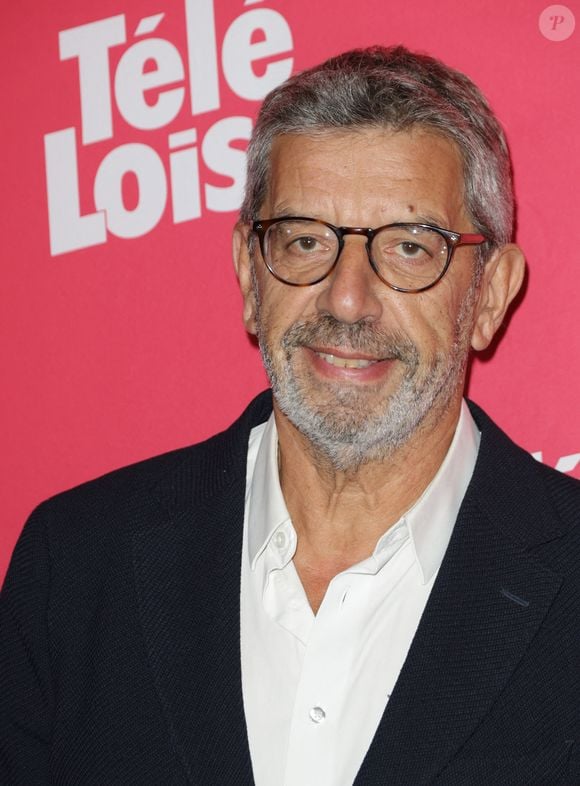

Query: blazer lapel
<box><xmin>355</xmin><ymin>405</ymin><xmax>567</xmax><ymax>785</ymax></box>
<box><xmin>355</xmin><ymin>492</ymin><xmax>563</xmax><ymax>785</ymax></box>
<box><xmin>133</xmin><ymin>479</ymin><xmax>254</xmax><ymax>785</ymax></box>
<box><xmin>131</xmin><ymin>395</ymin><xmax>273</xmax><ymax>785</ymax></box>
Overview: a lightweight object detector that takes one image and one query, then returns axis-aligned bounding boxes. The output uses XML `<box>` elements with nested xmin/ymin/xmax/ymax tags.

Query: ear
<box><xmin>232</xmin><ymin>221</ymin><xmax>258</xmax><ymax>335</ymax></box>
<box><xmin>471</xmin><ymin>244</ymin><xmax>525</xmax><ymax>351</ymax></box>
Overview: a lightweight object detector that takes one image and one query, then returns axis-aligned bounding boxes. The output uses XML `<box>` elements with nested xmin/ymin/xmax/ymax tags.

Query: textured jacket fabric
<box><xmin>1</xmin><ymin>390</ymin><xmax>579</xmax><ymax>785</ymax></box>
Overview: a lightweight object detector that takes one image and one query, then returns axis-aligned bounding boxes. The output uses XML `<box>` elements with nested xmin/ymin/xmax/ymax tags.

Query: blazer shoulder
<box><xmin>467</xmin><ymin>400</ymin><xmax>580</xmax><ymax>549</ymax></box>
<box><xmin>22</xmin><ymin>390</ymin><xmax>274</xmax><ymax>542</ymax></box>
<box><xmin>536</xmin><ymin>457</ymin><xmax>580</xmax><ymax>529</ymax></box>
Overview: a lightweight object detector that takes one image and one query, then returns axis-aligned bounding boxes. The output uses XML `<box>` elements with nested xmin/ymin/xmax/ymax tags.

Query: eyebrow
<box><xmin>268</xmin><ymin>208</ymin><xmax>452</xmax><ymax>229</ymax></box>
<box><xmin>269</xmin><ymin>206</ymin><xmax>306</xmax><ymax>219</ymax></box>
<box><xmin>410</xmin><ymin>213</ymin><xmax>450</xmax><ymax>228</ymax></box>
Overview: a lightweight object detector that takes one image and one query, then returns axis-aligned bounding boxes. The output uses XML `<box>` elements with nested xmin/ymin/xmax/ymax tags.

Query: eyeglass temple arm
<box><xmin>456</xmin><ymin>232</ymin><xmax>486</xmax><ymax>246</ymax></box>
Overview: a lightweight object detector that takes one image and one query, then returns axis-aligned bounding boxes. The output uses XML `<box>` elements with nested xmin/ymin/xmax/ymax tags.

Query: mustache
<box><xmin>280</xmin><ymin>315</ymin><xmax>420</xmax><ymax>365</ymax></box>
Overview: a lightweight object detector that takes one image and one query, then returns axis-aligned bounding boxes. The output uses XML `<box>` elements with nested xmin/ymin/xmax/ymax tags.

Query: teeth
<box><xmin>316</xmin><ymin>351</ymin><xmax>377</xmax><ymax>369</ymax></box>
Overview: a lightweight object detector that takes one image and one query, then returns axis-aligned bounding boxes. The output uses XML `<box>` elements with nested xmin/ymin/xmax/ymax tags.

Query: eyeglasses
<box><xmin>251</xmin><ymin>217</ymin><xmax>486</xmax><ymax>293</ymax></box>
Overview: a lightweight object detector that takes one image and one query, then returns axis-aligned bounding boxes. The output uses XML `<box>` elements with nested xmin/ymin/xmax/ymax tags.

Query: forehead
<box><xmin>265</xmin><ymin>128</ymin><xmax>467</xmax><ymax>227</ymax></box>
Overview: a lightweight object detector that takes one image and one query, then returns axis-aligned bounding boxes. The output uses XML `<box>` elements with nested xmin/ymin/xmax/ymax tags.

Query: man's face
<box><xmin>235</xmin><ymin>128</ymin><xmax>491</xmax><ymax>470</ymax></box>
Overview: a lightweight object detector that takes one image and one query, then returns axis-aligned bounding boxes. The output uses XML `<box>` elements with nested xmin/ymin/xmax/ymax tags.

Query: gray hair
<box><xmin>240</xmin><ymin>46</ymin><xmax>514</xmax><ymax>259</ymax></box>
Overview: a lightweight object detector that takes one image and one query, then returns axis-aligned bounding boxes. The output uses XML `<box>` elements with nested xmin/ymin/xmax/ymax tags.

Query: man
<box><xmin>1</xmin><ymin>46</ymin><xmax>579</xmax><ymax>785</ymax></box>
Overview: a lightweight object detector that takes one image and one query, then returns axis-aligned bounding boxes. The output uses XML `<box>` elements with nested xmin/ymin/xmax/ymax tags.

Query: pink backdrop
<box><xmin>2</xmin><ymin>0</ymin><xmax>579</xmax><ymax>582</ymax></box>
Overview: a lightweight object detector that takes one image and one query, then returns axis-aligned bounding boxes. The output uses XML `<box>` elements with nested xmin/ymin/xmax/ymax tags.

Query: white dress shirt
<box><xmin>240</xmin><ymin>401</ymin><xmax>480</xmax><ymax>786</ymax></box>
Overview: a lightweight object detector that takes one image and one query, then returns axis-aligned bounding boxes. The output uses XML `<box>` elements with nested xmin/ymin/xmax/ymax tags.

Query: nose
<box><xmin>315</xmin><ymin>236</ymin><xmax>383</xmax><ymax>324</ymax></box>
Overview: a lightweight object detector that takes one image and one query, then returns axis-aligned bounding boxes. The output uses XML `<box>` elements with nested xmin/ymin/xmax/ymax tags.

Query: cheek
<box><xmin>259</xmin><ymin>279</ymin><xmax>319</xmax><ymax>335</ymax></box>
<box><xmin>256</xmin><ymin>298</ymin><xmax>297</xmax><ymax>351</ymax></box>
<box><xmin>401</xmin><ymin>291</ymin><xmax>463</xmax><ymax>355</ymax></box>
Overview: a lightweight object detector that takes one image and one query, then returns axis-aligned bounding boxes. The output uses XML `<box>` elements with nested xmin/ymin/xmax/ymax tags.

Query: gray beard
<box><xmin>255</xmin><ymin>282</ymin><xmax>477</xmax><ymax>473</ymax></box>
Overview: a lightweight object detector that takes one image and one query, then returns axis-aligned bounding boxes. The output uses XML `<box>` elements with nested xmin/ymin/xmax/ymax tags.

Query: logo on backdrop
<box><xmin>532</xmin><ymin>452</ymin><xmax>580</xmax><ymax>476</ymax></box>
<box><xmin>539</xmin><ymin>5</ymin><xmax>576</xmax><ymax>41</ymax></box>
<box><xmin>44</xmin><ymin>0</ymin><xmax>294</xmax><ymax>256</ymax></box>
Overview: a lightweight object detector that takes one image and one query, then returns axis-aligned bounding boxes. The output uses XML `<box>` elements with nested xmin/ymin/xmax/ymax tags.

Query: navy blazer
<box><xmin>1</xmin><ymin>391</ymin><xmax>579</xmax><ymax>785</ymax></box>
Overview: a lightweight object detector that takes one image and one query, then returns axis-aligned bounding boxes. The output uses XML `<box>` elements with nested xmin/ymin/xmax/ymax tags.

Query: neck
<box><xmin>274</xmin><ymin>395</ymin><xmax>463</xmax><ymax>609</ymax></box>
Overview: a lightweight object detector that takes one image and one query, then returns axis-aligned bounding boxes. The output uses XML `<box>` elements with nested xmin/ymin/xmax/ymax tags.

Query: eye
<box><xmin>291</xmin><ymin>235</ymin><xmax>322</xmax><ymax>253</ymax></box>
<box><xmin>377</xmin><ymin>238</ymin><xmax>433</xmax><ymax>262</ymax></box>
<box><xmin>283</xmin><ymin>229</ymin><xmax>334</xmax><ymax>259</ymax></box>
<box><xmin>397</xmin><ymin>241</ymin><xmax>429</xmax><ymax>259</ymax></box>
<box><xmin>374</xmin><ymin>226</ymin><xmax>443</xmax><ymax>266</ymax></box>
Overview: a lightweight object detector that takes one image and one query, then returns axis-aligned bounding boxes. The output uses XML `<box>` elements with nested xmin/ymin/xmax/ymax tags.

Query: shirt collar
<box><xmin>395</xmin><ymin>399</ymin><xmax>480</xmax><ymax>583</ymax></box>
<box><xmin>247</xmin><ymin>415</ymin><xmax>290</xmax><ymax>569</ymax></box>
<box><xmin>246</xmin><ymin>400</ymin><xmax>480</xmax><ymax>582</ymax></box>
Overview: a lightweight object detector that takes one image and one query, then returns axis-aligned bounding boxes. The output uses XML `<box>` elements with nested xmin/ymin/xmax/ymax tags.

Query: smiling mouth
<box><xmin>315</xmin><ymin>351</ymin><xmax>381</xmax><ymax>369</ymax></box>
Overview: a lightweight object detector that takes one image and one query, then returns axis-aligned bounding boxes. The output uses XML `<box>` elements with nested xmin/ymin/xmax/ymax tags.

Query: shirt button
<box><xmin>309</xmin><ymin>706</ymin><xmax>326</xmax><ymax>724</ymax></box>
<box><xmin>273</xmin><ymin>531</ymin><xmax>287</xmax><ymax>549</ymax></box>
